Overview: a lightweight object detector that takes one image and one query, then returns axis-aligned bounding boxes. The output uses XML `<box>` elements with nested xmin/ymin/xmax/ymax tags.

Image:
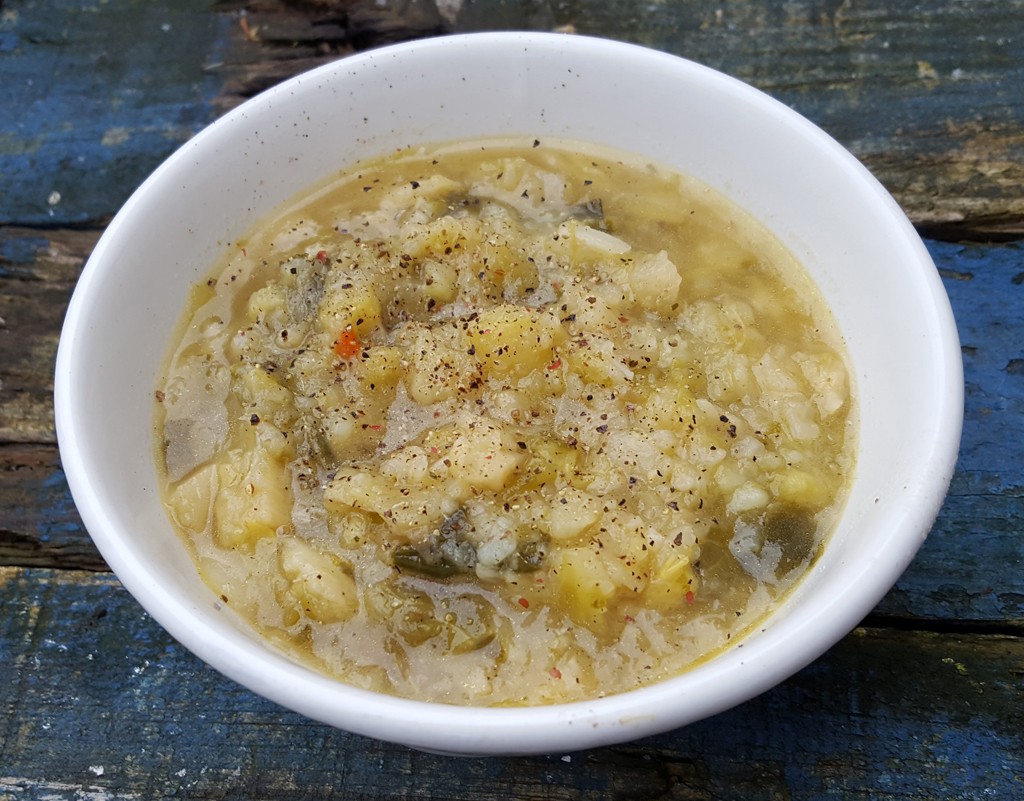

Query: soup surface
<box><xmin>156</xmin><ymin>138</ymin><xmax>855</xmax><ymax>705</ymax></box>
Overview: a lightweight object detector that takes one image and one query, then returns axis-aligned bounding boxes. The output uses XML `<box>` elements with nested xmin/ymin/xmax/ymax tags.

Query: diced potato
<box><xmin>560</xmin><ymin>284</ymin><xmax>622</xmax><ymax>330</ymax></box>
<box><xmin>324</xmin><ymin>467</ymin><xmax>457</xmax><ymax>532</ymax></box>
<box><xmin>551</xmin><ymin>547</ymin><xmax>617</xmax><ymax>629</ymax></box>
<box><xmin>403</xmin><ymin>327</ymin><xmax>477</xmax><ymax>405</ymax></box>
<box><xmin>322</xmin><ymin>414</ymin><xmax>360</xmax><ymax>458</ymax></box>
<box><xmin>794</xmin><ymin>350</ymin><xmax>848</xmax><ymax>418</ymax></box>
<box><xmin>318</xmin><ymin>282</ymin><xmax>382</xmax><ymax>336</ymax></box>
<box><xmin>645</xmin><ymin>552</ymin><xmax>697</xmax><ymax>610</ymax></box>
<box><xmin>401</xmin><ymin>215</ymin><xmax>480</xmax><ymax>259</ymax></box>
<box><xmin>516</xmin><ymin>435</ymin><xmax>578</xmax><ymax>493</ymax></box>
<box><xmin>773</xmin><ymin>467</ymin><xmax>831</xmax><ymax>509</ymax></box>
<box><xmin>714</xmin><ymin>460</ymin><xmax>749</xmax><ymax>496</ymax></box>
<box><xmin>422</xmin><ymin>259</ymin><xmax>460</xmax><ymax>304</ymax></box>
<box><xmin>705</xmin><ymin>350</ymin><xmax>758</xmax><ymax>405</ymax></box>
<box><xmin>386</xmin><ymin>489</ymin><xmax>459</xmax><ymax>531</ymax></box>
<box><xmin>380</xmin><ymin>445</ymin><xmax>430</xmax><ymax>485</ymax></box>
<box><xmin>468</xmin><ymin>304</ymin><xmax>565</xmax><ymax>379</ymax></box>
<box><xmin>213</xmin><ymin>445</ymin><xmax>293</xmax><ymax>547</ymax></box>
<box><xmin>546</xmin><ymin>487</ymin><xmax>601</xmax><ymax>541</ymax></box>
<box><xmin>246</xmin><ymin>284</ymin><xmax>288</xmax><ymax>323</ymax></box>
<box><xmin>600</xmin><ymin>515</ymin><xmax>653</xmax><ymax>594</ymax></box>
<box><xmin>625</xmin><ymin>251</ymin><xmax>681</xmax><ymax>314</ymax></box>
<box><xmin>358</xmin><ymin>345</ymin><xmax>405</xmax><ymax>389</ymax></box>
<box><xmin>565</xmin><ymin>334</ymin><xmax>633</xmax><ymax>387</ymax></box>
<box><xmin>166</xmin><ymin>462</ymin><xmax>217</xmax><ymax>535</ymax></box>
<box><xmin>420</xmin><ymin>423</ymin><xmax>462</xmax><ymax>463</ymax></box>
<box><xmin>446</xmin><ymin>421</ymin><xmax>525</xmax><ymax>491</ymax></box>
<box><xmin>752</xmin><ymin>348</ymin><xmax>803</xmax><ymax>394</ymax></box>
<box><xmin>682</xmin><ymin>298</ymin><xmax>756</xmax><ymax>349</ymax></box>
<box><xmin>775</xmin><ymin>395</ymin><xmax>821</xmax><ymax>443</ymax></box>
<box><xmin>558</xmin><ymin>221</ymin><xmax>631</xmax><ymax>256</ymax></box>
<box><xmin>255</xmin><ymin>422</ymin><xmax>294</xmax><ymax>461</ymax></box>
<box><xmin>639</xmin><ymin>384</ymin><xmax>697</xmax><ymax>432</ymax></box>
<box><xmin>726</xmin><ymin>481</ymin><xmax>771</xmax><ymax>516</ymax></box>
<box><xmin>277</xmin><ymin>536</ymin><xmax>359</xmax><ymax>624</ymax></box>
<box><xmin>237</xmin><ymin>366</ymin><xmax>294</xmax><ymax>419</ymax></box>
<box><xmin>324</xmin><ymin>467</ymin><xmax>398</xmax><ymax>518</ymax></box>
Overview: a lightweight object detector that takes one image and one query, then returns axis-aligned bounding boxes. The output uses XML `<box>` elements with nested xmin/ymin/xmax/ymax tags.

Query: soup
<box><xmin>156</xmin><ymin>138</ymin><xmax>855</xmax><ymax>705</ymax></box>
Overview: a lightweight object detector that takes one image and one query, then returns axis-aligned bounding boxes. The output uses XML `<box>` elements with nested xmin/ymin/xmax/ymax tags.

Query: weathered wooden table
<box><xmin>2</xmin><ymin>1</ymin><xmax>1022</xmax><ymax>798</ymax></box>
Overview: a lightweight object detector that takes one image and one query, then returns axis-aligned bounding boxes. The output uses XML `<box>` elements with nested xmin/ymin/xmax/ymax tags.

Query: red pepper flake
<box><xmin>547</xmin><ymin>358</ymin><xmax>562</xmax><ymax>371</ymax></box>
<box><xmin>517</xmin><ymin>597</ymin><xmax>530</xmax><ymax>609</ymax></box>
<box><xmin>624</xmin><ymin>614</ymin><xmax>635</xmax><ymax>623</ymax></box>
<box><xmin>685</xmin><ymin>591</ymin><xmax>695</xmax><ymax>605</ymax></box>
<box><xmin>548</xmin><ymin>666</ymin><xmax>562</xmax><ymax>679</ymax></box>
<box><xmin>315</xmin><ymin>249</ymin><xmax>329</xmax><ymax>264</ymax></box>
<box><xmin>368</xmin><ymin>424</ymin><xmax>383</xmax><ymax>431</ymax></box>
<box><xmin>334</xmin><ymin>326</ymin><xmax>361</xmax><ymax>359</ymax></box>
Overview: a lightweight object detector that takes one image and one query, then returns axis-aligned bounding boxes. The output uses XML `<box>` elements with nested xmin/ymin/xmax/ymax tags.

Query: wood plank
<box><xmin>875</xmin><ymin>241</ymin><xmax>1024</xmax><ymax>626</ymax></box>
<box><xmin>0</xmin><ymin>444</ymin><xmax>99</xmax><ymax>571</ymax></box>
<box><xmin>0</xmin><ymin>0</ymin><xmax>227</xmax><ymax>227</ymax></box>
<box><xmin>214</xmin><ymin>0</ymin><xmax>1024</xmax><ymax>238</ymax></box>
<box><xmin>0</xmin><ymin>227</ymin><xmax>95</xmax><ymax>443</ymax></box>
<box><xmin>3</xmin><ymin>1</ymin><xmax>1022</xmax><ymax>237</ymax></box>
<box><xmin>452</xmin><ymin>0</ymin><xmax>1024</xmax><ymax>240</ymax></box>
<box><xmin>0</xmin><ymin>0</ymin><xmax>1020</xmax><ymax>794</ymax></box>
<box><xmin>1</xmin><ymin>566</ymin><xmax>1021</xmax><ymax>799</ymax></box>
<box><xmin>2</xmin><ymin>237</ymin><xmax>1022</xmax><ymax>623</ymax></box>
<box><xmin>209</xmin><ymin>0</ymin><xmax>448</xmax><ymax>112</ymax></box>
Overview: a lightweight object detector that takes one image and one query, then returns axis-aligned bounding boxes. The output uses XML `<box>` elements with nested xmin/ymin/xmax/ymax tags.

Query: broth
<box><xmin>156</xmin><ymin>137</ymin><xmax>855</xmax><ymax>704</ymax></box>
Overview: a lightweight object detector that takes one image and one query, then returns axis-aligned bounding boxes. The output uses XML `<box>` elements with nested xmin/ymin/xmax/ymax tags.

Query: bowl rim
<box><xmin>54</xmin><ymin>31</ymin><xmax>964</xmax><ymax>756</ymax></box>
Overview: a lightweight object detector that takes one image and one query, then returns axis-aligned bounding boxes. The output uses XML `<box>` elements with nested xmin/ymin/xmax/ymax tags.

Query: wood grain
<box><xmin>1</xmin><ymin>1</ymin><xmax>1022</xmax><ymax>796</ymax></box>
<box><xmin>455</xmin><ymin>0</ymin><xmax>1024</xmax><ymax>240</ymax></box>
<box><xmin>1</xmin><ymin>567</ymin><xmax>1021</xmax><ymax>800</ymax></box>
<box><xmin>0</xmin><ymin>228</ymin><xmax>95</xmax><ymax>444</ymax></box>
<box><xmin>3</xmin><ymin>1</ymin><xmax>1022</xmax><ymax>235</ymax></box>
<box><xmin>6</xmin><ymin>237</ymin><xmax>1016</xmax><ymax>622</ymax></box>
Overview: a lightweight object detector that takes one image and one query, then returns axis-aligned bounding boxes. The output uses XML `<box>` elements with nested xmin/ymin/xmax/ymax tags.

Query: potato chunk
<box><xmin>625</xmin><ymin>250</ymin><xmax>681</xmax><ymax>314</ymax></box>
<box><xmin>546</xmin><ymin>487</ymin><xmax>601</xmax><ymax>541</ymax></box>
<box><xmin>445</xmin><ymin>421</ymin><xmax>526</xmax><ymax>491</ymax></box>
<box><xmin>552</xmin><ymin>547</ymin><xmax>617</xmax><ymax>629</ymax></box>
<box><xmin>467</xmin><ymin>305</ymin><xmax>565</xmax><ymax>379</ymax></box>
<box><xmin>318</xmin><ymin>280</ymin><xmax>382</xmax><ymax>336</ymax></box>
<box><xmin>213</xmin><ymin>444</ymin><xmax>293</xmax><ymax>547</ymax></box>
<box><xmin>277</xmin><ymin>536</ymin><xmax>359</xmax><ymax>624</ymax></box>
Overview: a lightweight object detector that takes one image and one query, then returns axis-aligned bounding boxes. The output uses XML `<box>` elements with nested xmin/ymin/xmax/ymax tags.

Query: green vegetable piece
<box><xmin>392</xmin><ymin>508</ymin><xmax>477</xmax><ymax>577</ymax></box>
<box><xmin>365</xmin><ymin>581</ymin><xmax>443</xmax><ymax>646</ymax></box>
<box><xmin>445</xmin><ymin>594</ymin><xmax>497</xmax><ymax>654</ymax></box>
<box><xmin>762</xmin><ymin>504</ymin><xmax>819</xmax><ymax>573</ymax></box>
<box><xmin>509</xmin><ymin>534</ymin><xmax>547</xmax><ymax>572</ymax></box>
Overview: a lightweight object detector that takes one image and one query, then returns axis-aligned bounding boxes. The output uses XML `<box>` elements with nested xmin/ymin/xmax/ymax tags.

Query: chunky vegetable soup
<box><xmin>156</xmin><ymin>138</ymin><xmax>855</xmax><ymax>705</ymax></box>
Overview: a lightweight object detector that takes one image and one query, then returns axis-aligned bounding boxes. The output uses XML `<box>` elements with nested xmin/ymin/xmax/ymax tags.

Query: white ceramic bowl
<box><xmin>54</xmin><ymin>33</ymin><xmax>962</xmax><ymax>756</ymax></box>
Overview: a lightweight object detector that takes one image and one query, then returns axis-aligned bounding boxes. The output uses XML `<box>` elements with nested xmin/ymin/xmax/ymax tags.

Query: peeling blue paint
<box><xmin>0</xmin><ymin>0</ymin><xmax>231</xmax><ymax>226</ymax></box>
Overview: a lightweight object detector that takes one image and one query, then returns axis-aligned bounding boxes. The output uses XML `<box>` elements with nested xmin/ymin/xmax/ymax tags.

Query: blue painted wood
<box><xmin>5</xmin><ymin>235</ymin><xmax>1020</xmax><ymax>623</ymax></box>
<box><xmin>1</xmin><ymin>567</ymin><xmax>1021</xmax><ymax>799</ymax></box>
<box><xmin>0</xmin><ymin>0</ymin><xmax>227</xmax><ymax>226</ymax></box>
<box><xmin>877</xmin><ymin>242</ymin><xmax>1024</xmax><ymax>624</ymax></box>
<box><xmin>453</xmin><ymin>0</ymin><xmax>1024</xmax><ymax>237</ymax></box>
<box><xmin>1</xmin><ymin>0</ymin><xmax>1023</xmax><ymax>796</ymax></box>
